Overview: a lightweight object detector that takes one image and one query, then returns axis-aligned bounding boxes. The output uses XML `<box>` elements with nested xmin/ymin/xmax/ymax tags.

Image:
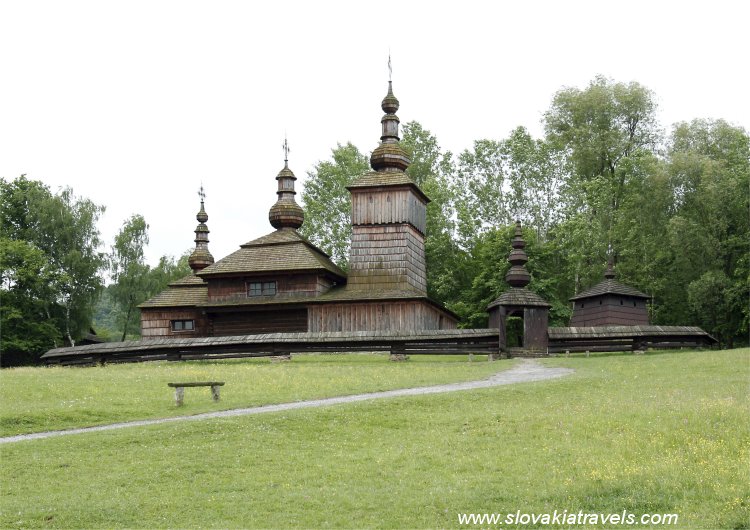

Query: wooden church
<box><xmin>139</xmin><ymin>81</ymin><xmax>458</xmax><ymax>338</ymax></box>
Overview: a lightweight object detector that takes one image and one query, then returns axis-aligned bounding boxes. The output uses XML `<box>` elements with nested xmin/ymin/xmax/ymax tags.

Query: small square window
<box><xmin>248</xmin><ymin>281</ymin><xmax>277</xmax><ymax>297</ymax></box>
<box><xmin>171</xmin><ymin>320</ymin><xmax>195</xmax><ymax>332</ymax></box>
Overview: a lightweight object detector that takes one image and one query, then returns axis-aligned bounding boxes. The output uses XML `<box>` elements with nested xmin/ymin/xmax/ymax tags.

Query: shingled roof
<box><xmin>487</xmin><ymin>288</ymin><xmax>551</xmax><ymax>309</ymax></box>
<box><xmin>197</xmin><ymin>228</ymin><xmax>346</xmax><ymax>279</ymax></box>
<box><xmin>139</xmin><ymin>274</ymin><xmax>208</xmax><ymax>308</ymax></box>
<box><xmin>569</xmin><ymin>279</ymin><xmax>650</xmax><ymax>301</ymax></box>
<box><xmin>347</xmin><ymin>171</ymin><xmax>430</xmax><ymax>203</ymax></box>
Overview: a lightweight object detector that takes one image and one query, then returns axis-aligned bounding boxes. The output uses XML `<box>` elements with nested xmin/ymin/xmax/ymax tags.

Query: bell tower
<box><xmin>346</xmin><ymin>79</ymin><xmax>429</xmax><ymax>293</ymax></box>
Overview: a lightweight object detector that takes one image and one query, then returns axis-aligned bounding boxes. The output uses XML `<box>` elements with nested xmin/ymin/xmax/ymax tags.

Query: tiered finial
<box><xmin>188</xmin><ymin>186</ymin><xmax>214</xmax><ymax>272</ymax></box>
<box><xmin>505</xmin><ymin>220</ymin><xmax>531</xmax><ymax>288</ymax></box>
<box><xmin>269</xmin><ymin>141</ymin><xmax>304</xmax><ymax>230</ymax></box>
<box><xmin>604</xmin><ymin>253</ymin><xmax>616</xmax><ymax>279</ymax></box>
<box><xmin>370</xmin><ymin>64</ymin><xmax>410</xmax><ymax>172</ymax></box>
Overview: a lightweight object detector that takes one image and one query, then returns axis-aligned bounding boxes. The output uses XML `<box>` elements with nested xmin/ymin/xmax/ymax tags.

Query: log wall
<box><xmin>212</xmin><ymin>309</ymin><xmax>308</xmax><ymax>335</ymax></box>
<box><xmin>207</xmin><ymin>273</ymin><xmax>332</xmax><ymax>303</ymax></box>
<box><xmin>570</xmin><ymin>295</ymin><xmax>649</xmax><ymax>326</ymax></box>
<box><xmin>348</xmin><ymin>225</ymin><xmax>427</xmax><ymax>293</ymax></box>
<box><xmin>308</xmin><ymin>301</ymin><xmax>457</xmax><ymax>333</ymax></box>
<box><xmin>140</xmin><ymin>309</ymin><xmax>210</xmax><ymax>338</ymax></box>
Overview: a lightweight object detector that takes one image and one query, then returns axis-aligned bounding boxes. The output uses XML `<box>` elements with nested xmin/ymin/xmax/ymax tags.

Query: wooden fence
<box><xmin>42</xmin><ymin>329</ymin><xmax>502</xmax><ymax>366</ymax></box>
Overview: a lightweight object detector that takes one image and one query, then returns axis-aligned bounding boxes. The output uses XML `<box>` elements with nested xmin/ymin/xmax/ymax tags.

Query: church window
<box><xmin>171</xmin><ymin>320</ymin><xmax>195</xmax><ymax>332</ymax></box>
<box><xmin>248</xmin><ymin>281</ymin><xmax>277</xmax><ymax>297</ymax></box>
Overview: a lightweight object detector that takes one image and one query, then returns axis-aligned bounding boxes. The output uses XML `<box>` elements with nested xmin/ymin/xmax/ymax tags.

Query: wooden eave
<box><xmin>347</xmin><ymin>173</ymin><xmax>430</xmax><ymax>204</ymax></box>
<box><xmin>548</xmin><ymin>325</ymin><xmax>716</xmax><ymax>342</ymax></box>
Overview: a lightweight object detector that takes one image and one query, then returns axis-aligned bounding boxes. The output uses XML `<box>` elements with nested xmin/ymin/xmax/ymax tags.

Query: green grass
<box><xmin>1</xmin><ymin>349</ymin><xmax>748</xmax><ymax>529</ymax></box>
<box><xmin>0</xmin><ymin>354</ymin><xmax>506</xmax><ymax>436</ymax></box>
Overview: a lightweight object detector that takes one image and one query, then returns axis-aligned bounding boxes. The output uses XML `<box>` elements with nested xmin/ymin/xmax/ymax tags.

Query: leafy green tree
<box><xmin>688</xmin><ymin>271</ymin><xmax>743</xmax><ymax>349</ymax></box>
<box><xmin>0</xmin><ymin>176</ymin><xmax>105</xmax><ymax>356</ymax></box>
<box><xmin>400</xmin><ymin>121</ymin><xmax>469</xmax><ymax>305</ymax></box>
<box><xmin>0</xmin><ymin>239</ymin><xmax>61</xmax><ymax>365</ymax></box>
<box><xmin>109</xmin><ymin>215</ymin><xmax>150</xmax><ymax>340</ymax></box>
<box><xmin>300</xmin><ymin>143</ymin><xmax>369</xmax><ymax>268</ymax></box>
<box><xmin>664</xmin><ymin>119</ymin><xmax>749</xmax><ymax>344</ymax></box>
<box><xmin>453</xmin><ymin>139</ymin><xmax>508</xmax><ymax>246</ymax></box>
<box><xmin>503</xmin><ymin>127</ymin><xmax>565</xmax><ymax>241</ymax></box>
<box><xmin>96</xmin><ymin>251</ymin><xmax>191</xmax><ymax>340</ymax></box>
<box><xmin>544</xmin><ymin>76</ymin><xmax>662</xmax><ymax>293</ymax></box>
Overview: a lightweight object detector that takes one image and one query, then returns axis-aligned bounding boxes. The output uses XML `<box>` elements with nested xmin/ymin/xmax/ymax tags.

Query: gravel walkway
<box><xmin>1</xmin><ymin>359</ymin><xmax>572</xmax><ymax>444</ymax></box>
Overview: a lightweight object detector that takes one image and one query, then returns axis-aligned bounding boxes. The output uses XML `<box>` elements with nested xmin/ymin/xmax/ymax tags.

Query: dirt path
<box><xmin>1</xmin><ymin>359</ymin><xmax>573</xmax><ymax>444</ymax></box>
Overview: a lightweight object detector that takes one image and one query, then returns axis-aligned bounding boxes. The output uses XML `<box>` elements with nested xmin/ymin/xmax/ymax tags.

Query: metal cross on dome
<box><xmin>198</xmin><ymin>184</ymin><xmax>205</xmax><ymax>202</ymax></box>
<box><xmin>282</xmin><ymin>136</ymin><xmax>290</xmax><ymax>162</ymax></box>
<box><xmin>388</xmin><ymin>53</ymin><xmax>392</xmax><ymax>81</ymax></box>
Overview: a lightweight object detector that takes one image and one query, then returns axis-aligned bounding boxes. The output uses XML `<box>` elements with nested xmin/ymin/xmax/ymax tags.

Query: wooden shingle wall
<box><xmin>308</xmin><ymin>301</ymin><xmax>456</xmax><ymax>333</ymax></box>
<box><xmin>351</xmin><ymin>188</ymin><xmax>427</xmax><ymax>235</ymax></box>
<box><xmin>348</xmin><ymin>225</ymin><xmax>427</xmax><ymax>293</ymax></box>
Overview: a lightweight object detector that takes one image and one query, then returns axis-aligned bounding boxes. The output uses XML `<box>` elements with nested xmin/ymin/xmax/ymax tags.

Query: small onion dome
<box><xmin>269</xmin><ymin>160</ymin><xmax>305</xmax><ymax>229</ymax></box>
<box><xmin>506</xmin><ymin>265</ymin><xmax>531</xmax><ymax>288</ymax></box>
<box><xmin>196</xmin><ymin>201</ymin><xmax>208</xmax><ymax>224</ymax></box>
<box><xmin>382</xmin><ymin>81</ymin><xmax>399</xmax><ymax>113</ymax></box>
<box><xmin>188</xmin><ymin>199</ymin><xmax>214</xmax><ymax>272</ymax></box>
<box><xmin>269</xmin><ymin>201</ymin><xmax>304</xmax><ymax>229</ymax></box>
<box><xmin>370</xmin><ymin>142</ymin><xmax>410</xmax><ymax>172</ymax></box>
<box><xmin>188</xmin><ymin>247</ymin><xmax>214</xmax><ymax>271</ymax></box>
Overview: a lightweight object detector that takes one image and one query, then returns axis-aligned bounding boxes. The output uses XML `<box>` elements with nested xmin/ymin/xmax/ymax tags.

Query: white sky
<box><xmin>1</xmin><ymin>0</ymin><xmax>748</xmax><ymax>269</ymax></box>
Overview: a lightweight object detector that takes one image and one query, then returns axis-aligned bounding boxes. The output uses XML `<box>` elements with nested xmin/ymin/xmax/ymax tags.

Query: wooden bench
<box><xmin>167</xmin><ymin>381</ymin><xmax>225</xmax><ymax>406</ymax></box>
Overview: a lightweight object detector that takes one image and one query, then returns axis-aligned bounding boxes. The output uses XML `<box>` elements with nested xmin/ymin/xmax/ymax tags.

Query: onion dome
<box><xmin>188</xmin><ymin>189</ymin><xmax>215</xmax><ymax>272</ymax></box>
<box><xmin>268</xmin><ymin>151</ymin><xmax>305</xmax><ymax>230</ymax></box>
<box><xmin>370</xmin><ymin>81</ymin><xmax>411</xmax><ymax>172</ymax></box>
<box><xmin>505</xmin><ymin>221</ymin><xmax>531</xmax><ymax>288</ymax></box>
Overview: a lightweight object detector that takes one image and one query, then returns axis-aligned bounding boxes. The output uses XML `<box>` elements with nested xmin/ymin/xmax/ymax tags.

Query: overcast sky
<box><xmin>1</xmin><ymin>0</ymin><xmax>748</xmax><ymax>269</ymax></box>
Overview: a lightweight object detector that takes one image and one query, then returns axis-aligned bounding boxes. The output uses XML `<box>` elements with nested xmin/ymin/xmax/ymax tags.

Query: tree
<box><xmin>453</xmin><ymin>139</ymin><xmax>509</xmax><ymax>246</ymax></box>
<box><xmin>0</xmin><ymin>176</ymin><xmax>105</xmax><ymax>362</ymax></box>
<box><xmin>400</xmin><ymin>121</ymin><xmax>469</xmax><ymax>305</ymax></box>
<box><xmin>543</xmin><ymin>76</ymin><xmax>662</xmax><ymax>293</ymax></box>
<box><xmin>109</xmin><ymin>215</ymin><xmax>150</xmax><ymax>341</ymax></box>
<box><xmin>95</xmin><ymin>250</ymin><xmax>191</xmax><ymax>340</ymax></box>
<box><xmin>0</xmin><ymin>239</ymin><xmax>61</xmax><ymax>365</ymax></box>
<box><xmin>664</xmin><ymin>119</ymin><xmax>749</xmax><ymax>344</ymax></box>
<box><xmin>300</xmin><ymin>143</ymin><xmax>369</xmax><ymax>267</ymax></box>
<box><xmin>688</xmin><ymin>271</ymin><xmax>743</xmax><ymax>349</ymax></box>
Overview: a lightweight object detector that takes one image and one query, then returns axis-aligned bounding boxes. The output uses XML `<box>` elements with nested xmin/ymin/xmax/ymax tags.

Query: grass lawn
<box><xmin>1</xmin><ymin>348</ymin><xmax>748</xmax><ymax>529</ymax></box>
<box><xmin>0</xmin><ymin>354</ymin><xmax>506</xmax><ymax>436</ymax></box>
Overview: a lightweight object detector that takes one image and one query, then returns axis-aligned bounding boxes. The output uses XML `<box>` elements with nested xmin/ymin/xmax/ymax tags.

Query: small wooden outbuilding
<box><xmin>569</xmin><ymin>259</ymin><xmax>650</xmax><ymax>327</ymax></box>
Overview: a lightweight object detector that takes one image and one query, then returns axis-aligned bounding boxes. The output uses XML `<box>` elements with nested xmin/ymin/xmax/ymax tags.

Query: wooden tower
<box><xmin>487</xmin><ymin>221</ymin><xmax>550</xmax><ymax>354</ymax></box>
<box><xmin>345</xmin><ymin>81</ymin><xmax>429</xmax><ymax>293</ymax></box>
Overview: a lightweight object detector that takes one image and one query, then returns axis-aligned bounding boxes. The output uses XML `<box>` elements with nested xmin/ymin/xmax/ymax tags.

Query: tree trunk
<box><xmin>65</xmin><ymin>302</ymin><xmax>75</xmax><ymax>347</ymax></box>
<box><xmin>121</xmin><ymin>302</ymin><xmax>132</xmax><ymax>342</ymax></box>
